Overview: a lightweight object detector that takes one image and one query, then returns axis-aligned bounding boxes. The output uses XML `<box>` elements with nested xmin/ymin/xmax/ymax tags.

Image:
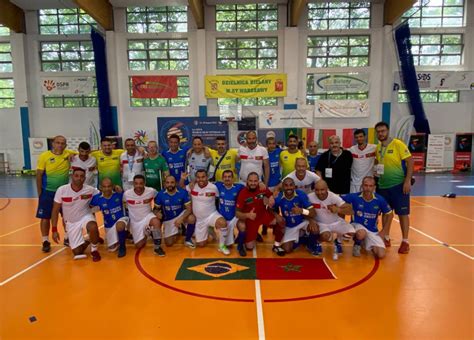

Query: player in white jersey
<box><xmin>308</xmin><ymin>180</ymin><xmax>355</xmax><ymax>260</ymax></box>
<box><xmin>238</xmin><ymin>131</ymin><xmax>270</xmax><ymax>186</ymax></box>
<box><xmin>70</xmin><ymin>141</ymin><xmax>97</xmax><ymax>187</ymax></box>
<box><xmin>349</xmin><ymin>129</ymin><xmax>376</xmax><ymax>193</ymax></box>
<box><xmin>187</xmin><ymin>169</ymin><xmax>228</xmax><ymax>254</ymax></box>
<box><xmin>281</xmin><ymin>158</ymin><xmax>321</xmax><ymax>195</ymax></box>
<box><xmin>51</xmin><ymin>168</ymin><xmax>101</xmax><ymax>261</ymax></box>
<box><xmin>124</xmin><ymin>174</ymin><xmax>165</xmax><ymax>256</ymax></box>
<box><xmin>120</xmin><ymin>138</ymin><xmax>144</xmax><ymax>191</ymax></box>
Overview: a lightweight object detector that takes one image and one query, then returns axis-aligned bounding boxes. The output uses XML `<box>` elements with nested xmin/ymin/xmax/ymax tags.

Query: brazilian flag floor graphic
<box><xmin>175</xmin><ymin>258</ymin><xmax>336</xmax><ymax>281</ymax></box>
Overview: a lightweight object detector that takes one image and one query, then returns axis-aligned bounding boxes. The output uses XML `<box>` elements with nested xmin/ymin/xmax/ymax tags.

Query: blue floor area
<box><xmin>0</xmin><ymin>173</ymin><xmax>473</xmax><ymax>198</ymax></box>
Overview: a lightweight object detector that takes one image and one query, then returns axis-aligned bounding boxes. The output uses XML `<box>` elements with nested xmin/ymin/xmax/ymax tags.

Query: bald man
<box><xmin>315</xmin><ymin>135</ymin><xmax>353</xmax><ymax>194</ymax></box>
<box><xmin>36</xmin><ymin>135</ymin><xmax>77</xmax><ymax>253</ymax></box>
<box><xmin>238</xmin><ymin>131</ymin><xmax>270</xmax><ymax>186</ymax></box>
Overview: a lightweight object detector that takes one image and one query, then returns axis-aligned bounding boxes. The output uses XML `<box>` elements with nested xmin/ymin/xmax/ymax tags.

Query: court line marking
<box><xmin>410</xmin><ymin>198</ymin><xmax>474</xmax><ymax>222</ymax></box>
<box><xmin>394</xmin><ymin>218</ymin><xmax>474</xmax><ymax>261</ymax></box>
<box><xmin>0</xmin><ymin>221</ymin><xmax>39</xmax><ymax>238</ymax></box>
<box><xmin>252</xmin><ymin>247</ymin><xmax>265</xmax><ymax>340</ymax></box>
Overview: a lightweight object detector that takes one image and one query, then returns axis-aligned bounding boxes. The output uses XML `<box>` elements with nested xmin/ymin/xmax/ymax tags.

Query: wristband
<box><xmin>302</xmin><ymin>208</ymin><xmax>310</xmax><ymax>216</ymax></box>
<box><xmin>52</xmin><ymin>227</ymin><xmax>58</xmax><ymax>233</ymax></box>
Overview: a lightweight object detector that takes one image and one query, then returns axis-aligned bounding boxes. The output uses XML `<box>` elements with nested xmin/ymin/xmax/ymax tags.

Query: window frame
<box><xmin>0</xmin><ymin>42</ymin><xmax>12</xmax><ymax>73</ymax></box>
<box><xmin>402</xmin><ymin>0</ymin><xmax>465</xmax><ymax>28</ymax></box>
<box><xmin>38</xmin><ymin>8</ymin><xmax>97</xmax><ymax>35</ymax></box>
<box><xmin>126</xmin><ymin>6</ymin><xmax>188</xmax><ymax>33</ymax></box>
<box><xmin>0</xmin><ymin>78</ymin><xmax>15</xmax><ymax>108</ymax></box>
<box><xmin>215</xmin><ymin>3</ymin><xmax>279</xmax><ymax>32</ymax></box>
<box><xmin>39</xmin><ymin>40</ymin><xmax>95</xmax><ymax>72</ymax></box>
<box><xmin>307</xmin><ymin>1</ymin><xmax>371</xmax><ymax>30</ymax></box>
<box><xmin>398</xmin><ymin>90</ymin><xmax>460</xmax><ymax>103</ymax></box>
<box><xmin>409</xmin><ymin>33</ymin><xmax>463</xmax><ymax>66</ymax></box>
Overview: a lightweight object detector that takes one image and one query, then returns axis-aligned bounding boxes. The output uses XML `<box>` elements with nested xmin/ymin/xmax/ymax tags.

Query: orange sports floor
<box><xmin>0</xmin><ymin>196</ymin><xmax>473</xmax><ymax>340</ymax></box>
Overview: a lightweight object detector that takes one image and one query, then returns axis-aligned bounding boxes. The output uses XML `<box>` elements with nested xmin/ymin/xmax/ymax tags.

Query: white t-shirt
<box><xmin>54</xmin><ymin>184</ymin><xmax>99</xmax><ymax>223</ymax></box>
<box><xmin>285</xmin><ymin>170</ymin><xmax>321</xmax><ymax>194</ymax></box>
<box><xmin>124</xmin><ymin>187</ymin><xmax>157</xmax><ymax>222</ymax></box>
<box><xmin>238</xmin><ymin>145</ymin><xmax>269</xmax><ymax>182</ymax></box>
<box><xmin>349</xmin><ymin>144</ymin><xmax>376</xmax><ymax>185</ymax></box>
<box><xmin>70</xmin><ymin>155</ymin><xmax>97</xmax><ymax>187</ymax></box>
<box><xmin>187</xmin><ymin>182</ymin><xmax>219</xmax><ymax>220</ymax></box>
<box><xmin>120</xmin><ymin>150</ymin><xmax>144</xmax><ymax>183</ymax></box>
<box><xmin>307</xmin><ymin>191</ymin><xmax>345</xmax><ymax>224</ymax></box>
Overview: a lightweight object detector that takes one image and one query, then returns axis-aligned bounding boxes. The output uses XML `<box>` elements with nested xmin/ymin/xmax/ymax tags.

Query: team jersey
<box><xmin>37</xmin><ymin>150</ymin><xmax>76</xmax><ymax>192</ymax></box>
<box><xmin>124</xmin><ymin>187</ymin><xmax>157</xmax><ymax>222</ymax></box>
<box><xmin>209</xmin><ymin>148</ymin><xmax>239</xmax><ymax>182</ymax></box>
<box><xmin>274</xmin><ymin>189</ymin><xmax>312</xmax><ymax>228</ymax></box>
<box><xmin>236</xmin><ymin>187</ymin><xmax>272</xmax><ymax>214</ymax></box>
<box><xmin>285</xmin><ymin>170</ymin><xmax>321</xmax><ymax>194</ymax></box>
<box><xmin>280</xmin><ymin>149</ymin><xmax>306</xmax><ymax>178</ymax></box>
<box><xmin>70</xmin><ymin>155</ymin><xmax>97</xmax><ymax>187</ymax></box>
<box><xmin>238</xmin><ymin>145</ymin><xmax>269</xmax><ymax>182</ymax></box>
<box><xmin>187</xmin><ymin>182</ymin><xmax>219</xmax><ymax>220</ymax></box>
<box><xmin>120</xmin><ymin>150</ymin><xmax>144</xmax><ymax>184</ymax></box>
<box><xmin>144</xmin><ymin>155</ymin><xmax>168</xmax><ymax>191</ymax></box>
<box><xmin>307</xmin><ymin>191</ymin><xmax>346</xmax><ymax>224</ymax></box>
<box><xmin>154</xmin><ymin>188</ymin><xmax>190</xmax><ymax>221</ymax></box>
<box><xmin>215</xmin><ymin>182</ymin><xmax>245</xmax><ymax>221</ymax></box>
<box><xmin>307</xmin><ymin>154</ymin><xmax>321</xmax><ymax>173</ymax></box>
<box><xmin>343</xmin><ymin>192</ymin><xmax>392</xmax><ymax>233</ymax></box>
<box><xmin>187</xmin><ymin>151</ymin><xmax>211</xmax><ymax>182</ymax></box>
<box><xmin>349</xmin><ymin>144</ymin><xmax>376</xmax><ymax>186</ymax></box>
<box><xmin>162</xmin><ymin>148</ymin><xmax>188</xmax><ymax>182</ymax></box>
<box><xmin>376</xmin><ymin>138</ymin><xmax>411</xmax><ymax>189</ymax></box>
<box><xmin>90</xmin><ymin>192</ymin><xmax>125</xmax><ymax>229</ymax></box>
<box><xmin>53</xmin><ymin>184</ymin><xmax>99</xmax><ymax>223</ymax></box>
<box><xmin>90</xmin><ymin>149</ymin><xmax>124</xmax><ymax>187</ymax></box>
<box><xmin>268</xmin><ymin>148</ymin><xmax>282</xmax><ymax>187</ymax></box>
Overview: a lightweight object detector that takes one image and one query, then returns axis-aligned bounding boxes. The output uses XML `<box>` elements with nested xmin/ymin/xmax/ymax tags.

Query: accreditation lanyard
<box><xmin>127</xmin><ymin>153</ymin><xmax>135</xmax><ymax>172</ymax></box>
<box><xmin>378</xmin><ymin>139</ymin><xmax>392</xmax><ymax>163</ymax></box>
<box><xmin>328</xmin><ymin>151</ymin><xmax>342</xmax><ymax>168</ymax></box>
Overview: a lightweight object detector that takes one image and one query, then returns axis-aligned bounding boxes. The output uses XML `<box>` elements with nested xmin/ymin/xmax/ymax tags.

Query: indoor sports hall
<box><xmin>0</xmin><ymin>1</ymin><xmax>473</xmax><ymax>339</ymax></box>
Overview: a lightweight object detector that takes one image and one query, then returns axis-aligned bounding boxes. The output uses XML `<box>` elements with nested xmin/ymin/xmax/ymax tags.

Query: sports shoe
<box><xmin>332</xmin><ymin>245</ymin><xmax>339</xmax><ymax>261</ymax></box>
<box><xmin>335</xmin><ymin>240</ymin><xmax>343</xmax><ymax>254</ymax></box>
<box><xmin>218</xmin><ymin>244</ymin><xmax>230</xmax><ymax>255</ymax></box>
<box><xmin>256</xmin><ymin>233</ymin><xmax>264</xmax><ymax>243</ymax></box>
<box><xmin>383</xmin><ymin>237</ymin><xmax>391</xmax><ymax>247</ymax></box>
<box><xmin>63</xmin><ymin>238</ymin><xmax>70</xmax><ymax>247</ymax></box>
<box><xmin>352</xmin><ymin>244</ymin><xmax>361</xmax><ymax>257</ymax></box>
<box><xmin>314</xmin><ymin>242</ymin><xmax>322</xmax><ymax>256</ymax></box>
<box><xmin>73</xmin><ymin>254</ymin><xmax>87</xmax><ymax>260</ymax></box>
<box><xmin>117</xmin><ymin>244</ymin><xmax>126</xmax><ymax>258</ymax></box>
<box><xmin>154</xmin><ymin>246</ymin><xmax>166</xmax><ymax>257</ymax></box>
<box><xmin>91</xmin><ymin>250</ymin><xmax>101</xmax><ymax>262</ymax></box>
<box><xmin>185</xmin><ymin>240</ymin><xmax>196</xmax><ymax>249</ymax></box>
<box><xmin>108</xmin><ymin>244</ymin><xmax>119</xmax><ymax>252</ymax></box>
<box><xmin>272</xmin><ymin>245</ymin><xmax>285</xmax><ymax>256</ymax></box>
<box><xmin>398</xmin><ymin>241</ymin><xmax>410</xmax><ymax>254</ymax></box>
<box><xmin>238</xmin><ymin>245</ymin><xmax>247</xmax><ymax>257</ymax></box>
<box><xmin>42</xmin><ymin>240</ymin><xmax>51</xmax><ymax>253</ymax></box>
<box><xmin>307</xmin><ymin>245</ymin><xmax>320</xmax><ymax>257</ymax></box>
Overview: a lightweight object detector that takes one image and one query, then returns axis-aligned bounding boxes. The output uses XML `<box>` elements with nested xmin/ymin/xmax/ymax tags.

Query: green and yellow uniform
<box><xmin>90</xmin><ymin>149</ymin><xmax>124</xmax><ymax>187</ymax></box>
<box><xmin>376</xmin><ymin>138</ymin><xmax>411</xmax><ymax>189</ymax></box>
<box><xmin>280</xmin><ymin>149</ymin><xmax>306</xmax><ymax>178</ymax></box>
<box><xmin>209</xmin><ymin>148</ymin><xmax>239</xmax><ymax>182</ymax></box>
<box><xmin>37</xmin><ymin>150</ymin><xmax>76</xmax><ymax>192</ymax></box>
<box><xmin>144</xmin><ymin>155</ymin><xmax>169</xmax><ymax>191</ymax></box>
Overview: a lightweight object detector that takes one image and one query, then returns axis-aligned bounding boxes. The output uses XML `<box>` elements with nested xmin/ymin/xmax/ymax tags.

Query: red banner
<box><xmin>454</xmin><ymin>133</ymin><xmax>472</xmax><ymax>172</ymax></box>
<box><xmin>131</xmin><ymin>76</ymin><xmax>178</xmax><ymax>98</ymax></box>
<box><xmin>408</xmin><ymin>133</ymin><xmax>427</xmax><ymax>172</ymax></box>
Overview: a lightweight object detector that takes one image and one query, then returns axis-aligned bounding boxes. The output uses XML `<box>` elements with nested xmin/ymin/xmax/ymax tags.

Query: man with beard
<box><xmin>162</xmin><ymin>134</ymin><xmax>189</xmax><ymax>182</ymax></box>
<box><xmin>70</xmin><ymin>141</ymin><xmax>97</xmax><ymax>187</ymax></box>
<box><xmin>90</xmin><ymin>137</ymin><xmax>124</xmax><ymax>188</ymax></box>
<box><xmin>238</xmin><ymin>131</ymin><xmax>270</xmax><ymax>186</ymax></box>
<box><xmin>120</xmin><ymin>139</ymin><xmax>145</xmax><ymax>191</ymax></box>
<box><xmin>349</xmin><ymin>129</ymin><xmax>376</xmax><ymax>193</ymax></box>
<box><xmin>209</xmin><ymin>136</ymin><xmax>239</xmax><ymax>182</ymax></box>
<box><xmin>280</xmin><ymin>135</ymin><xmax>306</xmax><ymax>178</ymax></box>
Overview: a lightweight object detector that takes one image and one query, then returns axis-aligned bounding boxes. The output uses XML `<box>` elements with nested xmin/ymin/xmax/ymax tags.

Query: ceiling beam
<box><xmin>0</xmin><ymin>0</ymin><xmax>25</xmax><ymax>33</ymax></box>
<box><xmin>384</xmin><ymin>0</ymin><xmax>416</xmax><ymax>25</ymax></box>
<box><xmin>289</xmin><ymin>0</ymin><xmax>307</xmax><ymax>27</ymax></box>
<box><xmin>73</xmin><ymin>0</ymin><xmax>113</xmax><ymax>31</ymax></box>
<box><xmin>189</xmin><ymin>0</ymin><xmax>204</xmax><ymax>29</ymax></box>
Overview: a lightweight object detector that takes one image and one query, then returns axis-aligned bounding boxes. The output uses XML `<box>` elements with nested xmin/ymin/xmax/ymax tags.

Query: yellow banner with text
<box><xmin>205</xmin><ymin>74</ymin><xmax>287</xmax><ymax>98</ymax></box>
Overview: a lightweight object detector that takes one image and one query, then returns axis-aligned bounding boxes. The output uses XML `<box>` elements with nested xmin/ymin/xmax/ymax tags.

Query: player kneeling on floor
<box><xmin>342</xmin><ymin>176</ymin><xmax>393</xmax><ymax>259</ymax></box>
<box><xmin>274</xmin><ymin>178</ymin><xmax>319</xmax><ymax>254</ymax></box>
<box><xmin>154</xmin><ymin>175</ymin><xmax>195</xmax><ymax>248</ymax></box>
<box><xmin>51</xmin><ymin>168</ymin><xmax>101</xmax><ymax>261</ymax></box>
<box><xmin>90</xmin><ymin>178</ymin><xmax>129</xmax><ymax>258</ymax></box>
<box><xmin>124</xmin><ymin>175</ymin><xmax>164</xmax><ymax>256</ymax></box>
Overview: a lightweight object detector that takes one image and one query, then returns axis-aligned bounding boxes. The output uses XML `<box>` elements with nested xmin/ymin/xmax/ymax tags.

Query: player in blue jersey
<box><xmin>162</xmin><ymin>134</ymin><xmax>190</xmax><ymax>182</ymax></box>
<box><xmin>274</xmin><ymin>177</ymin><xmax>319</xmax><ymax>254</ymax></box>
<box><xmin>90</xmin><ymin>177</ymin><xmax>129</xmax><ymax>258</ymax></box>
<box><xmin>262</xmin><ymin>136</ymin><xmax>282</xmax><ymax>237</ymax></box>
<box><xmin>154</xmin><ymin>175</ymin><xmax>196</xmax><ymax>248</ymax></box>
<box><xmin>307</xmin><ymin>141</ymin><xmax>321</xmax><ymax>173</ymax></box>
<box><xmin>215</xmin><ymin>170</ymin><xmax>247</xmax><ymax>256</ymax></box>
<box><xmin>342</xmin><ymin>176</ymin><xmax>393</xmax><ymax>258</ymax></box>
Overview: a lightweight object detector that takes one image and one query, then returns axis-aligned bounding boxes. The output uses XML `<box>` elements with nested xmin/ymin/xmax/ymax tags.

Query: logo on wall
<box><xmin>43</xmin><ymin>79</ymin><xmax>56</xmax><ymax>91</ymax></box>
<box><xmin>159</xmin><ymin>120</ymin><xmax>191</xmax><ymax>149</ymax></box>
<box><xmin>134</xmin><ymin>130</ymin><xmax>149</xmax><ymax>146</ymax></box>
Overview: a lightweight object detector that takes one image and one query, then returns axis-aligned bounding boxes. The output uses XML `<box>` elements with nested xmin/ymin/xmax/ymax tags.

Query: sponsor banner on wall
<box><xmin>408</xmin><ymin>133</ymin><xmax>427</xmax><ymax>172</ymax></box>
<box><xmin>131</xmin><ymin>76</ymin><xmax>178</xmax><ymax>98</ymax></box>
<box><xmin>426</xmin><ymin>134</ymin><xmax>446</xmax><ymax>169</ymax></box>
<box><xmin>205</xmin><ymin>74</ymin><xmax>287</xmax><ymax>98</ymax></box>
<box><xmin>258</xmin><ymin>110</ymin><xmax>313</xmax><ymax>129</ymax></box>
<box><xmin>394</xmin><ymin>71</ymin><xmax>474</xmax><ymax>91</ymax></box>
<box><xmin>157</xmin><ymin>117</ymin><xmax>228</xmax><ymax>151</ymax></box>
<box><xmin>313</xmin><ymin>73</ymin><xmax>370</xmax><ymax>93</ymax></box>
<box><xmin>454</xmin><ymin>133</ymin><xmax>472</xmax><ymax>172</ymax></box>
<box><xmin>41</xmin><ymin>77</ymin><xmax>94</xmax><ymax>95</ymax></box>
<box><xmin>315</xmin><ymin>100</ymin><xmax>369</xmax><ymax>118</ymax></box>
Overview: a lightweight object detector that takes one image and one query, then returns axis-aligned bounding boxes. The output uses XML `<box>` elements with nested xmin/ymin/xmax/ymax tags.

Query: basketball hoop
<box><xmin>219</xmin><ymin>104</ymin><xmax>242</xmax><ymax>122</ymax></box>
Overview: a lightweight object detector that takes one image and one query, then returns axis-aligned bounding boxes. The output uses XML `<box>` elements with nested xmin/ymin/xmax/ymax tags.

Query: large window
<box><xmin>0</xmin><ymin>25</ymin><xmax>10</xmax><ymax>36</ymax></box>
<box><xmin>307</xmin><ymin>35</ymin><xmax>370</xmax><ymax>68</ymax></box>
<box><xmin>127</xmin><ymin>39</ymin><xmax>189</xmax><ymax>71</ymax></box>
<box><xmin>403</xmin><ymin>0</ymin><xmax>465</xmax><ymax>28</ymax></box>
<box><xmin>0</xmin><ymin>78</ymin><xmax>14</xmax><ymax>108</ymax></box>
<box><xmin>216</xmin><ymin>4</ymin><xmax>278</xmax><ymax>31</ymax></box>
<box><xmin>398</xmin><ymin>90</ymin><xmax>459</xmax><ymax>103</ymax></box>
<box><xmin>410</xmin><ymin>34</ymin><xmax>463</xmax><ymax>66</ymax></box>
<box><xmin>43</xmin><ymin>79</ymin><xmax>98</xmax><ymax>108</ymax></box>
<box><xmin>0</xmin><ymin>43</ymin><xmax>12</xmax><ymax>72</ymax></box>
<box><xmin>40</xmin><ymin>41</ymin><xmax>94</xmax><ymax>72</ymax></box>
<box><xmin>308</xmin><ymin>2</ymin><xmax>371</xmax><ymax>30</ymax></box>
<box><xmin>130</xmin><ymin>76</ymin><xmax>190</xmax><ymax>107</ymax></box>
<box><xmin>127</xmin><ymin>6</ymin><xmax>188</xmax><ymax>33</ymax></box>
<box><xmin>38</xmin><ymin>8</ymin><xmax>97</xmax><ymax>35</ymax></box>
<box><xmin>306</xmin><ymin>74</ymin><xmax>368</xmax><ymax>104</ymax></box>
<box><xmin>216</xmin><ymin>37</ymin><xmax>278</xmax><ymax>70</ymax></box>
<box><xmin>218</xmin><ymin>97</ymin><xmax>277</xmax><ymax>106</ymax></box>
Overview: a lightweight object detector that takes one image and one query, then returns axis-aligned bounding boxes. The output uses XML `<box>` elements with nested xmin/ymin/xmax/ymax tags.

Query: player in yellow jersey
<box><xmin>90</xmin><ymin>137</ymin><xmax>124</xmax><ymax>188</ymax></box>
<box><xmin>209</xmin><ymin>136</ymin><xmax>239</xmax><ymax>182</ymax></box>
<box><xmin>36</xmin><ymin>135</ymin><xmax>76</xmax><ymax>252</ymax></box>
<box><xmin>280</xmin><ymin>135</ymin><xmax>306</xmax><ymax>178</ymax></box>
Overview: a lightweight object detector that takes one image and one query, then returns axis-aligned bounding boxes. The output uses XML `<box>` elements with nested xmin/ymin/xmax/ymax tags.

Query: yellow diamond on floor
<box><xmin>187</xmin><ymin>260</ymin><xmax>250</xmax><ymax>278</ymax></box>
